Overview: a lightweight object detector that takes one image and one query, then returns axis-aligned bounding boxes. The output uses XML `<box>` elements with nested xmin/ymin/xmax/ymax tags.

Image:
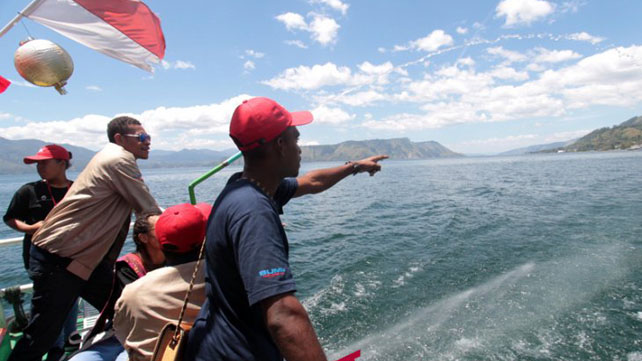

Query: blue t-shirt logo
<box><xmin>259</xmin><ymin>267</ymin><xmax>287</xmax><ymax>278</ymax></box>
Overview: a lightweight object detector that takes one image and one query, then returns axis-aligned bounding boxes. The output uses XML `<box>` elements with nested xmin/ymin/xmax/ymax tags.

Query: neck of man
<box><xmin>241</xmin><ymin>168</ymin><xmax>281</xmax><ymax>199</ymax></box>
<box><xmin>47</xmin><ymin>174</ymin><xmax>70</xmax><ymax>188</ymax></box>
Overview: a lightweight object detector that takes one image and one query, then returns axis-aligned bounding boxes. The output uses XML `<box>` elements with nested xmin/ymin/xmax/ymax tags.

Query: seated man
<box><xmin>113</xmin><ymin>203</ymin><xmax>211</xmax><ymax>361</ymax></box>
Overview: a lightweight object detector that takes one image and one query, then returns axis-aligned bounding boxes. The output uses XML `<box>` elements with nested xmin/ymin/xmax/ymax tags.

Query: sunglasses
<box><xmin>123</xmin><ymin>133</ymin><xmax>152</xmax><ymax>142</ymax></box>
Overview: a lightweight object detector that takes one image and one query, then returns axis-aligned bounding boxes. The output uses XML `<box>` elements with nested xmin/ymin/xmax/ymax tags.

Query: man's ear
<box><xmin>274</xmin><ymin>136</ymin><xmax>286</xmax><ymax>157</ymax></box>
<box><xmin>113</xmin><ymin>133</ymin><xmax>124</xmax><ymax>146</ymax></box>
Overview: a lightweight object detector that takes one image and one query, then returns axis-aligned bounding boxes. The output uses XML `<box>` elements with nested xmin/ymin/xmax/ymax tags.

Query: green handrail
<box><xmin>188</xmin><ymin>151</ymin><xmax>242</xmax><ymax>204</ymax></box>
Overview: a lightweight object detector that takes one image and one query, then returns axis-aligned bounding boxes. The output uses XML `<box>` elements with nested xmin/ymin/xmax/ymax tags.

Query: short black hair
<box><xmin>107</xmin><ymin>116</ymin><xmax>141</xmax><ymax>143</ymax></box>
<box><xmin>132</xmin><ymin>211</ymin><xmax>161</xmax><ymax>253</ymax></box>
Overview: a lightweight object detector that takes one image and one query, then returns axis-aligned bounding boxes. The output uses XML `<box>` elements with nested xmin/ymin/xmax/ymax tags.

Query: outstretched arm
<box><xmin>294</xmin><ymin>155</ymin><xmax>388</xmax><ymax>197</ymax></box>
<box><xmin>262</xmin><ymin>292</ymin><xmax>327</xmax><ymax>361</ymax></box>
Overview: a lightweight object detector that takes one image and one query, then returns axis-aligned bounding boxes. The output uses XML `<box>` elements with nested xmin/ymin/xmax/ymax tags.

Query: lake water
<box><xmin>1</xmin><ymin>152</ymin><xmax>641</xmax><ymax>360</ymax></box>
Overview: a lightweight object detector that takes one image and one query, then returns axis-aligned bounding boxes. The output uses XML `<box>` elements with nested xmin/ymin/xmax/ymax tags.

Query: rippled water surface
<box><xmin>1</xmin><ymin>152</ymin><xmax>641</xmax><ymax>360</ymax></box>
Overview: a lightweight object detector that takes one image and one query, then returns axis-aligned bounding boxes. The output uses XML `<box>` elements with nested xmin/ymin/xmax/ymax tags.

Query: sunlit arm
<box><xmin>4</xmin><ymin>218</ymin><xmax>43</xmax><ymax>235</ymax></box>
<box><xmin>262</xmin><ymin>292</ymin><xmax>327</xmax><ymax>361</ymax></box>
<box><xmin>294</xmin><ymin>155</ymin><xmax>388</xmax><ymax>197</ymax></box>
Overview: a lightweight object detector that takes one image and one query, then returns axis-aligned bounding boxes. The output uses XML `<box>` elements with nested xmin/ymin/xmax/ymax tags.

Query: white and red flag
<box><xmin>16</xmin><ymin>0</ymin><xmax>165</xmax><ymax>72</ymax></box>
<box><xmin>0</xmin><ymin>75</ymin><xmax>10</xmax><ymax>93</ymax></box>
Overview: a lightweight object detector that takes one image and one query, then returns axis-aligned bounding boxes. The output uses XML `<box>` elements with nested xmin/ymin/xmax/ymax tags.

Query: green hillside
<box><xmin>301</xmin><ymin>138</ymin><xmax>461</xmax><ymax>161</ymax></box>
<box><xmin>565</xmin><ymin>116</ymin><xmax>642</xmax><ymax>151</ymax></box>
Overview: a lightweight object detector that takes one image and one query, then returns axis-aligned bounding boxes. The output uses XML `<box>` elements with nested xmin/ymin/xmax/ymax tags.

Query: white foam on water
<box><xmin>636</xmin><ymin>312</ymin><xmax>642</xmax><ymax>321</ymax></box>
<box><xmin>392</xmin><ymin>263</ymin><xmax>423</xmax><ymax>288</ymax></box>
<box><xmin>353</xmin><ymin>283</ymin><xmax>365</xmax><ymax>296</ymax></box>
<box><xmin>330</xmin><ymin>262</ymin><xmax>535</xmax><ymax>360</ymax></box>
<box><xmin>321</xmin><ymin>302</ymin><xmax>347</xmax><ymax>315</ymax></box>
<box><xmin>303</xmin><ymin>274</ymin><xmax>344</xmax><ymax>310</ymax></box>
<box><xmin>329</xmin><ymin>243</ymin><xmax>633</xmax><ymax>360</ymax></box>
<box><xmin>628</xmin><ymin>352</ymin><xmax>642</xmax><ymax>361</ymax></box>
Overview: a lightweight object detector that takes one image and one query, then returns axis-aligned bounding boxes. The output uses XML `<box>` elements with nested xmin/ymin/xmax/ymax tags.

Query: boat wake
<box><xmin>328</xmin><ymin>243</ymin><xmax>635</xmax><ymax>360</ymax></box>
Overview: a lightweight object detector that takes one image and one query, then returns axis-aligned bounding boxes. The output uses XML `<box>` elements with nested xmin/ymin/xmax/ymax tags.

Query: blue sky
<box><xmin>0</xmin><ymin>0</ymin><xmax>641</xmax><ymax>154</ymax></box>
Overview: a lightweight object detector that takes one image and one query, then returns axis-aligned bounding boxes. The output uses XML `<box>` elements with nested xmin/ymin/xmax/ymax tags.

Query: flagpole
<box><xmin>0</xmin><ymin>0</ymin><xmax>45</xmax><ymax>38</ymax></box>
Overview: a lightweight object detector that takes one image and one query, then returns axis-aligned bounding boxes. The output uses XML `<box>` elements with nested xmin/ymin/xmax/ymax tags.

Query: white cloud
<box><xmin>0</xmin><ymin>112</ymin><xmax>12</xmax><ymax>119</ymax></box>
<box><xmin>300</xmin><ymin>140</ymin><xmax>320</xmax><ymax>146</ymax></box>
<box><xmin>558</xmin><ymin>0</ymin><xmax>585</xmax><ymax>14</ymax></box>
<box><xmin>410</xmin><ymin>30</ymin><xmax>454</xmax><ymax>52</ymax></box>
<box><xmin>0</xmin><ymin>95</ymin><xmax>252</xmax><ymax>151</ymax></box>
<box><xmin>490</xmin><ymin>66</ymin><xmax>530</xmax><ymax>81</ymax></box>
<box><xmin>533</xmin><ymin>48</ymin><xmax>582</xmax><ymax>63</ymax></box>
<box><xmin>1</xmin><ymin>114</ymin><xmax>111</xmax><ymax>149</ymax></box>
<box><xmin>276</xmin><ymin>12</ymin><xmax>340</xmax><ymax>45</ymax></box>
<box><xmin>245</xmin><ymin>50</ymin><xmax>265</xmax><ymax>58</ymax></box>
<box><xmin>162</xmin><ymin>60</ymin><xmax>196</xmax><ymax>70</ymax></box>
<box><xmin>263</xmin><ymin>61</ymin><xmax>396</xmax><ymax>91</ymax></box>
<box><xmin>174</xmin><ymin>60</ymin><xmax>195</xmax><ymax>70</ymax></box>
<box><xmin>487</xmin><ymin>46</ymin><xmax>528</xmax><ymax>64</ymax></box>
<box><xmin>285</xmin><ymin>40</ymin><xmax>308</xmax><ymax>49</ymax></box>
<box><xmin>276</xmin><ymin>12</ymin><xmax>308</xmax><ymax>31</ymax></box>
<box><xmin>457</xmin><ymin>57</ymin><xmax>475</xmax><ymax>67</ymax></box>
<box><xmin>262</xmin><ymin>63</ymin><xmax>353</xmax><ymax>90</ymax></box>
<box><xmin>244</xmin><ymin>60</ymin><xmax>255</xmax><ymax>71</ymax></box>
<box><xmin>85</xmin><ymin>85</ymin><xmax>102</xmax><ymax>92</ymax></box>
<box><xmin>310</xmin><ymin>0</ymin><xmax>349</xmax><ymax>15</ymax></box>
<box><xmin>316</xmin><ymin>90</ymin><xmax>387</xmax><ymax>107</ymax></box>
<box><xmin>309</xmin><ymin>14</ymin><xmax>340</xmax><ymax>45</ymax></box>
<box><xmin>311</xmin><ymin>105</ymin><xmax>355</xmax><ymax>124</ymax></box>
<box><xmin>375</xmin><ymin>45</ymin><xmax>642</xmax><ymax>132</ymax></box>
<box><xmin>496</xmin><ymin>0</ymin><xmax>555</xmax><ymax>27</ymax></box>
<box><xmin>456</xmin><ymin>26</ymin><xmax>468</xmax><ymax>35</ymax></box>
<box><xmin>566</xmin><ymin>32</ymin><xmax>604</xmax><ymax>45</ymax></box>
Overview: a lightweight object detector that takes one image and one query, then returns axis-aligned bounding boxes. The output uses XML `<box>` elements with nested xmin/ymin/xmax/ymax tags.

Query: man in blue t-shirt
<box><xmin>186</xmin><ymin>97</ymin><xmax>387</xmax><ymax>361</ymax></box>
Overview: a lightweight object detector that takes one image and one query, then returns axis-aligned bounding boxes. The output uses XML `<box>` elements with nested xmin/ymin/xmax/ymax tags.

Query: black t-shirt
<box><xmin>187</xmin><ymin>173</ymin><xmax>298</xmax><ymax>361</ymax></box>
<box><xmin>3</xmin><ymin>180</ymin><xmax>70</xmax><ymax>269</ymax></box>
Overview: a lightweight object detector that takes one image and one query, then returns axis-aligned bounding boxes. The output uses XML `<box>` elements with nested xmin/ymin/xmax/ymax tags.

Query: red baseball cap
<box><xmin>229</xmin><ymin>97</ymin><xmax>313</xmax><ymax>151</ymax></box>
<box><xmin>155</xmin><ymin>203</ymin><xmax>213</xmax><ymax>253</ymax></box>
<box><xmin>24</xmin><ymin>144</ymin><xmax>71</xmax><ymax>164</ymax></box>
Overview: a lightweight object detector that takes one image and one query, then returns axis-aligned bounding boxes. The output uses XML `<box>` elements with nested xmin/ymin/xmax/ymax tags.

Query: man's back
<box><xmin>187</xmin><ymin>177</ymin><xmax>297</xmax><ymax>361</ymax></box>
<box><xmin>113</xmin><ymin>261</ymin><xmax>205</xmax><ymax>361</ymax></box>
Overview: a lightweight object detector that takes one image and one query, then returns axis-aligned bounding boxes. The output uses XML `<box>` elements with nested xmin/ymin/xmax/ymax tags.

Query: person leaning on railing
<box><xmin>2</xmin><ymin>144</ymin><xmax>79</xmax><ymax>360</ymax></box>
<box><xmin>8</xmin><ymin>116</ymin><xmax>161</xmax><ymax>361</ymax></box>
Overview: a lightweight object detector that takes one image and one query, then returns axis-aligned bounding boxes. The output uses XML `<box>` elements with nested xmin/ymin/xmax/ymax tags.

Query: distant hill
<box><xmin>144</xmin><ymin>148</ymin><xmax>237</xmax><ymax>168</ymax></box>
<box><xmin>499</xmin><ymin>139</ymin><xmax>577</xmax><ymax>156</ymax></box>
<box><xmin>0</xmin><ymin>137</ymin><xmax>96</xmax><ymax>174</ymax></box>
<box><xmin>0</xmin><ymin>136</ymin><xmax>461</xmax><ymax>174</ymax></box>
<box><xmin>0</xmin><ymin>137</ymin><xmax>237</xmax><ymax>174</ymax></box>
<box><xmin>301</xmin><ymin>138</ymin><xmax>461</xmax><ymax>161</ymax></box>
<box><xmin>561</xmin><ymin>116</ymin><xmax>642</xmax><ymax>152</ymax></box>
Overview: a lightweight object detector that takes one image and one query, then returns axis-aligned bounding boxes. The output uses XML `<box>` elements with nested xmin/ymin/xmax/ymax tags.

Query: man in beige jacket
<box><xmin>114</xmin><ymin>203</ymin><xmax>211</xmax><ymax>361</ymax></box>
<box><xmin>9</xmin><ymin>116</ymin><xmax>161</xmax><ymax>361</ymax></box>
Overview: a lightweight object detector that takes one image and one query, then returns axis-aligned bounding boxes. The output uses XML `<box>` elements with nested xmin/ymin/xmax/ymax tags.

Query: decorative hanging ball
<box><xmin>14</xmin><ymin>38</ymin><xmax>74</xmax><ymax>95</ymax></box>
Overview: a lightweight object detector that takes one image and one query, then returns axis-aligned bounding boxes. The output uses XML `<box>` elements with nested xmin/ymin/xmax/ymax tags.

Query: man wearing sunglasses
<box><xmin>9</xmin><ymin>116</ymin><xmax>161</xmax><ymax>361</ymax></box>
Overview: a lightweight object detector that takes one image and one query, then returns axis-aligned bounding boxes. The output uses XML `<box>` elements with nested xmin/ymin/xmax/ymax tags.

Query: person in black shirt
<box><xmin>3</xmin><ymin>144</ymin><xmax>75</xmax><ymax>361</ymax></box>
<box><xmin>3</xmin><ymin>144</ymin><xmax>73</xmax><ymax>270</ymax></box>
<box><xmin>187</xmin><ymin>97</ymin><xmax>386</xmax><ymax>361</ymax></box>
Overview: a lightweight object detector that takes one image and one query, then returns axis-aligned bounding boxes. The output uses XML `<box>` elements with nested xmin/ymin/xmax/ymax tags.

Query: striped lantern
<box><xmin>14</xmin><ymin>38</ymin><xmax>74</xmax><ymax>95</ymax></box>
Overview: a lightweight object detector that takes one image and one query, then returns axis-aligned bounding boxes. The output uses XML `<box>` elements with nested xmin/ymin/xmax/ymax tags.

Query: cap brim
<box><xmin>23</xmin><ymin>155</ymin><xmax>52</xmax><ymax>164</ymax></box>
<box><xmin>290</xmin><ymin>111</ymin><xmax>313</xmax><ymax>126</ymax></box>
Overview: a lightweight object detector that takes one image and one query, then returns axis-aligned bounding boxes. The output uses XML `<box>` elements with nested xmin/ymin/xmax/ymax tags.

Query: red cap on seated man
<box><xmin>113</xmin><ymin>203</ymin><xmax>211</xmax><ymax>361</ymax></box>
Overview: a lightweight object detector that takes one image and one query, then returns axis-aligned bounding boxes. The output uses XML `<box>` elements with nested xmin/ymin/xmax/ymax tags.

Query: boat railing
<box><xmin>0</xmin><ymin>236</ymin><xmax>22</xmax><ymax>248</ymax></box>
